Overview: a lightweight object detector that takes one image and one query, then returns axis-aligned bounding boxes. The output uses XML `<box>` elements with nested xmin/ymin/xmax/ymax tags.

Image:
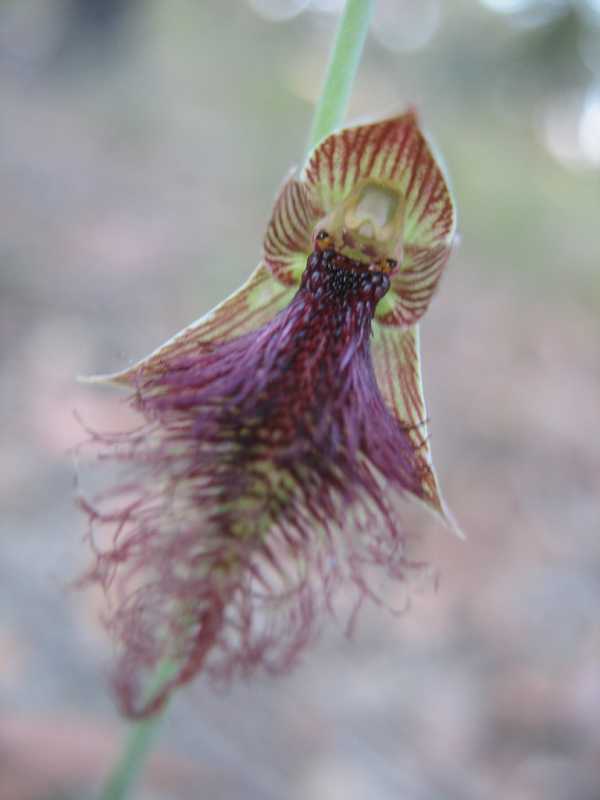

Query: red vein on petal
<box><xmin>411</xmin><ymin>151</ymin><xmax>435</xmax><ymax>220</ymax></box>
<box><xmin>397</xmin><ymin>334</ymin><xmax>422</xmax><ymax>427</ymax></box>
<box><xmin>366</xmin><ymin>120</ymin><xmax>393</xmax><ymax>179</ymax></box>
<box><xmin>324</xmin><ymin>137</ymin><xmax>336</xmax><ymax>190</ymax></box>
<box><xmin>389</xmin><ymin>121</ymin><xmax>414</xmax><ymax>182</ymax></box>
<box><xmin>379</xmin><ymin>328</ymin><xmax>397</xmax><ymax>420</ymax></box>
<box><xmin>404</xmin><ymin>135</ymin><xmax>425</xmax><ymax>207</ymax></box>
<box><xmin>286</xmin><ymin>183</ymin><xmax>313</xmax><ymax>246</ymax></box>
<box><xmin>422</xmin><ymin>171</ymin><xmax>444</xmax><ymax>225</ymax></box>
<box><xmin>336</xmin><ymin>128</ymin><xmax>350</xmax><ymax>190</ymax></box>
<box><xmin>379</xmin><ymin>122</ymin><xmax>398</xmax><ymax>179</ymax></box>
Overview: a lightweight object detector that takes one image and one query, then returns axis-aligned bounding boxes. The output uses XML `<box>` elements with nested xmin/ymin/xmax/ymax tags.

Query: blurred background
<box><xmin>1</xmin><ymin>0</ymin><xmax>600</xmax><ymax>798</ymax></box>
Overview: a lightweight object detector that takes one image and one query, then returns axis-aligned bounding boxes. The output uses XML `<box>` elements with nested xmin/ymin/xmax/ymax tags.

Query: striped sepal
<box><xmin>83</xmin><ymin>263</ymin><xmax>295</xmax><ymax>387</ymax></box>
<box><xmin>372</xmin><ymin>321</ymin><xmax>460</xmax><ymax>533</ymax></box>
<box><xmin>303</xmin><ymin>111</ymin><xmax>456</xmax><ymax>327</ymax></box>
<box><xmin>263</xmin><ymin>176</ymin><xmax>318</xmax><ymax>285</ymax></box>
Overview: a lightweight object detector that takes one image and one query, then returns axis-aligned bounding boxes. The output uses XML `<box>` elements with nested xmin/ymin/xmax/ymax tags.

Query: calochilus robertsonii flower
<box><xmin>81</xmin><ymin>110</ymin><xmax>458</xmax><ymax>718</ymax></box>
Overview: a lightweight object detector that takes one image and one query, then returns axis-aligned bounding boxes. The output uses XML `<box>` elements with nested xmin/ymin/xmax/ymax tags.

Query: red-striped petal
<box><xmin>376</xmin><ymin>242</ymin><xmax>452</xmax><ymax>327</ymax></box>
<box><xmin>263</xmin><ymin>175</ymin><xmax>319</xmax><ymax>285</ymax></box>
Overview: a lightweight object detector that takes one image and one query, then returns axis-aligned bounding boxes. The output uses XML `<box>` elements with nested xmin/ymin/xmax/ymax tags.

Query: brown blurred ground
<box><xmin>1</xmin><ymin>1</ymin><xmax>599</xmax><ymax>799</ymax></box>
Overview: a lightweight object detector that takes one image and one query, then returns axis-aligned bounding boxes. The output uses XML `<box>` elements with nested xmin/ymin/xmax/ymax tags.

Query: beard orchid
<box><xmin>81</xmin><ymin>110</ymin><xmax>457</xmax><ymax>718</ymax></box>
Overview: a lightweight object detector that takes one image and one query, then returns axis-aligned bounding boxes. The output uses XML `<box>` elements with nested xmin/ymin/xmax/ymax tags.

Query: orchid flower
<box><xmin>81</xmin><ymin>110</ymin><xmax>457</xmax><ymax>718</ymax></box>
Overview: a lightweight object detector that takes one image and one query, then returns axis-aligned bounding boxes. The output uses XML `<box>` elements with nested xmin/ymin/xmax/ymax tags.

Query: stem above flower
<box><xmin>306</xmin><ymin>0</ymin><xmax>374</xmax><ymax>158</ymax></box>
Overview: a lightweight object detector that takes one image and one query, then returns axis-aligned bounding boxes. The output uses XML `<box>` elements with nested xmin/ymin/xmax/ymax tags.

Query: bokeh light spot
<box><xmin>372</xmin><ymin>0</ymin><xmax>441</xmax><ymax>53</ymax></box>
<box><xmin>247</xmin><ymin>0</ymin><xmax>310</xmax><ymax>22</ymax></box>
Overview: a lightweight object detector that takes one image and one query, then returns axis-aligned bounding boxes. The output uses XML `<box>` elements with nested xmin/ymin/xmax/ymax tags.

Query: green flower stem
<box><xmin>306</xmin><ymin>0</ymin><xmax>374</xmax><ymax>157</ymax></box>
<box><xmin>99</xmin><ymin>660</ymin><xmax>177</xmax><ymax>800</ymax></box>
<box><xmin>97</xmin><ymin>3</ymin><xmax>372</xmax><ymax>798</ymax></box>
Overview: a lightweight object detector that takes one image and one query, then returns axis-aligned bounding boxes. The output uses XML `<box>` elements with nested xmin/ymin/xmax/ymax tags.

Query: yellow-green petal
<box><xmin>83</xmin><ymin>263</ymin><xmax>295</xmax><ymax>387</ymax></box>
<box><xmin>372</xmin><ymin>321</ymin><xmax>462</xmax><ymax>535</ymax></box>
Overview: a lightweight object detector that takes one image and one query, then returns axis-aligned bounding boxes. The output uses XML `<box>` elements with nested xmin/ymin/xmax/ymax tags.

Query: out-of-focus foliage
<box><xmin>478</xmin><ymin>0</ymin><xmax>600</xmax><ymax>167</ymax></box>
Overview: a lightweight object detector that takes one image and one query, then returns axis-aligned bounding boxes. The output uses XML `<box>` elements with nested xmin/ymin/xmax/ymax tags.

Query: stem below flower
<box><xmin>99</xmin><ymin>660</ymin><xmax>177</xmax><ymax>800</ymax></box>
<box><xmin>306</xmin><ymin>0</ymin><xmax>374</xmax><ymax>158</ymax></box>
<box><xmin>97</xmin><ymin>2</ymin><xmax>373</xmax><ymax>797</ymax></box>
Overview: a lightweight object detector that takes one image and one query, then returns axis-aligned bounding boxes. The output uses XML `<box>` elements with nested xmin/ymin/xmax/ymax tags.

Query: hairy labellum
<box><xmin>82</xmin><ymin>247</ymin><xmax>427</xmax><ymax>717</ymax></box>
